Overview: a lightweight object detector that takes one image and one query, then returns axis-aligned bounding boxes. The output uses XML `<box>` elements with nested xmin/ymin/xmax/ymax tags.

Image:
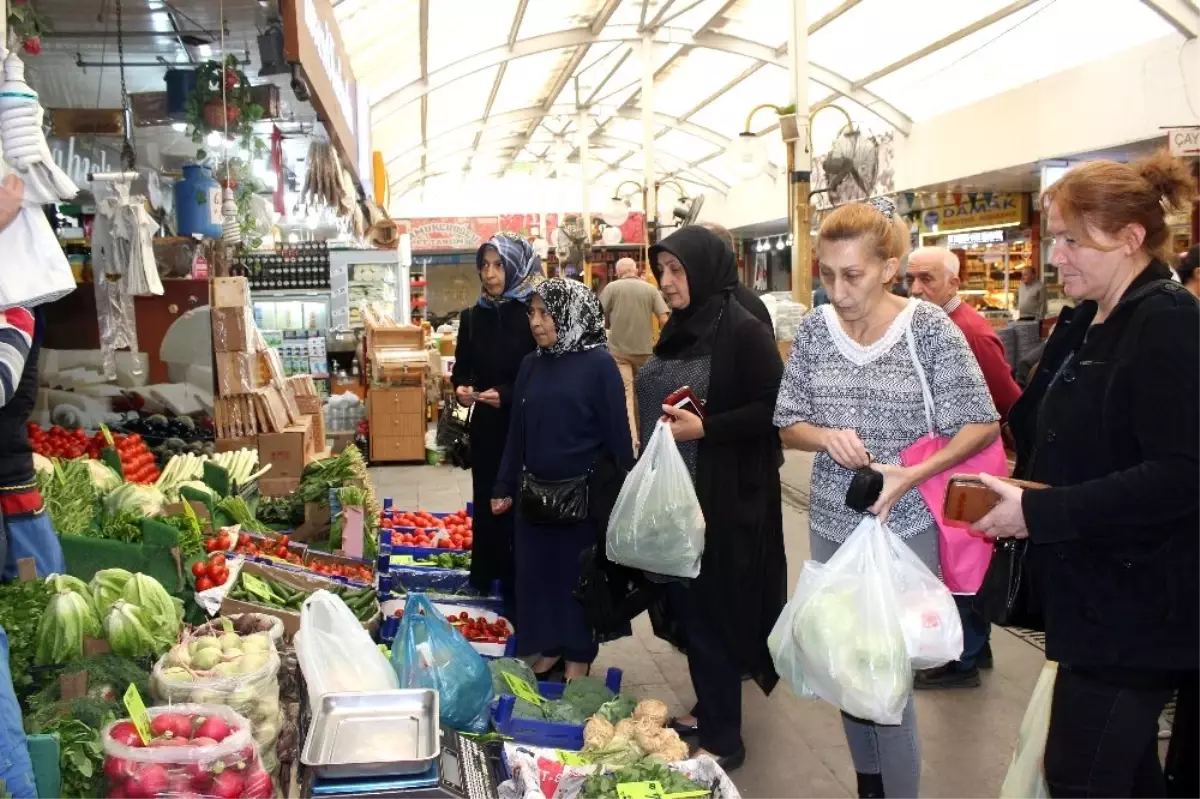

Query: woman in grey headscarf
<box><xmin>493</xmin><ymin>279</ymin><xmax>634</xmax><ymax>679</ymax></box>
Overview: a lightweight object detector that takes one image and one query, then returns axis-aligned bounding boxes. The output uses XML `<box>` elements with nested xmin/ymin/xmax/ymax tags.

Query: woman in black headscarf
<box><xmin>451</xmin><ymin>235</ymin><xmax>540</xmax><ymax>609</ymax></box>
<box><xmin>633</xmin><ymin>226</ymin><xmax>786</xmax><ymax>769</ymax></box>
<box><xmin>493</xmin><ymin>279</ymin><xmax>633</xmax><ymax>679</ymax></box>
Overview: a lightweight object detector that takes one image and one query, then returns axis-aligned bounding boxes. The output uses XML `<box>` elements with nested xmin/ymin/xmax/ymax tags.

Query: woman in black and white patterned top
<box><xmin>774</xmin><ymin>200</ymin><xmax>999</xmax><ymax>799</ymax></box>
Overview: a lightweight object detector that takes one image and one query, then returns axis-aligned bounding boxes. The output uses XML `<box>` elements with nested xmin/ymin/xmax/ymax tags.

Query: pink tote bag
<box><xmin>898</xmin><ymin>324</ymin><xmax>1009</xmax><ymax>594</ymax></box>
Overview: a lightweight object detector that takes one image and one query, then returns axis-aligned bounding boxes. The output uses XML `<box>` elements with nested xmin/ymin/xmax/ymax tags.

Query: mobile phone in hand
<box><xmin>664</xmin><ymin>386</ymin><xmax>706</xmax><ymax>419</ymax></box>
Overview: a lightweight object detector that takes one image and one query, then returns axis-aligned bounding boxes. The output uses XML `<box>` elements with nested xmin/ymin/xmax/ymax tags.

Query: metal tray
<box><xmin>300</xmin><ymin>689</ymin><xmax>440</xmax><ymax>779</ymax></box>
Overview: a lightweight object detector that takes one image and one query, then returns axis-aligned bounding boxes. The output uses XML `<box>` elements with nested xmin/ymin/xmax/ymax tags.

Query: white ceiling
<box><xmin>329</xmin><ymin>0</ymin><xmax>1194</xmax><ymax>207</ymax></box>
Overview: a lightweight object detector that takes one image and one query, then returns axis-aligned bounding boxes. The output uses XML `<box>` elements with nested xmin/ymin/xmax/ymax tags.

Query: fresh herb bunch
<box><xmin>580</xmin><ymin>757</ymin><xmax>709</xmax><ymax>798</ymax></box>
<box><xmin>42</xmin><ymin>714</ymin><xmax>112</xmax><ymax>798</ymax></box>
<box><xmin>257</xmin><ymin>494</ymin><xmax>303</xmax><ymax>526</ymax></box>
<box><xmin>96</xmin><ymin>508</ymin><xmax>143</xmax><ymax>543</ymax></box>
<box><xmin>157</xmin><ymin>513</ymin><xmax>206</xmax><ymax>559</ymax></box>
<box><xmin>217</xmin><ymin>495</ymin><xmax>270</xmax><ymax>533</ymax></box>
<box><xmin>0</xmin><ymin>579</ymin><xmax>55</xmax><ymax>698</ymax></box>
<box><xmin>36</xmin><ymin>459</ymin><xmax>98</xmax><ymax>535</ymax></box>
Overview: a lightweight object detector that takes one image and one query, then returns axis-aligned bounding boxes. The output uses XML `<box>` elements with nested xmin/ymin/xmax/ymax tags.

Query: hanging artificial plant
<box><xmin>7</xmin><ymin>0</ymin><xmax>53</xmax><ymax>55</ymax></box>
<box><xmin>185</xmin><ymin>55</ymin><xmax>266</xmax><ymax>160</ymax></box>
<box><xmin>211</xmin><ymin>155</ymin><xmax>266</xmax><ymax>250</ymax></box>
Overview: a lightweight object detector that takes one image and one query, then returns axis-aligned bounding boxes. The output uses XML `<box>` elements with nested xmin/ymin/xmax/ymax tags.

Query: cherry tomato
<box><xmin>195</xmin><ymin>577</ymin><xmax>214</xmax><ymax>592</ymax></box>
<box><xmin>208</xmin><ymin>553</ymin><xmax>226</xmax><ymax>569</ymax></box>
<box><xmin>191</xmin><ymin>562</ymin><xmax>209</xmax><ymax>579</ymax></box>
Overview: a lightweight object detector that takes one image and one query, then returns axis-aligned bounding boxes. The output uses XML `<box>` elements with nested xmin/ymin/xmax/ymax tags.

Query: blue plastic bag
<box><xmin>0</xmin><ymin>627</ymin><xmax>37</xmax><ymax>798</ymax></box>
<box><xmin>390</xmin><ymin>593</ymin><xmax>494</xmax><ymax>733</ymax></box>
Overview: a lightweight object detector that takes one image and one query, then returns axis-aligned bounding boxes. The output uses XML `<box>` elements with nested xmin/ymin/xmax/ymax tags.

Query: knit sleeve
<box><xmin>914</xmin><ymin>304</ymin><xmax>999</xmax><ymax>435</ymax></box>
<box><xmin>0</xmin><ymin>307</ymin><xmax>34</xmax><ymax>408</ymax></box>
<box><xmin>772</xmin><ymin>312</ymin><xmax>815</xmax><ymax>428</ymax></box>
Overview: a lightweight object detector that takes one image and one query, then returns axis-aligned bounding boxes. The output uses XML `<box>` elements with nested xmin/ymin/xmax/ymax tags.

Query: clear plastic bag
<box><xmin>767</xmin><ymin>572</ymin><xmax>818</xmax><ymax>701</ymax></box>
<box><xmin>790</xmin><ymin>517</ymin><xmax>912</xmax><ymax>724</ymax></box>
<box><xmin>1000</xmin><ymin>661</ymin><xmax>1056</xmax><ymax>799</ymax></box>
<box><xmin>295</xmin><ymin>590</ymin><xmax>398</xmax><ymax>710</ymax></box>
<box><xmin>606</xmin><ymin>420</ymin><xmax>705</xmax><ymax>578</ymax></box>
<box><xmin>150</xmin><ymin>629</ymin><xmax>283</xmax><ymax>777</ymax></box>
<box><xmin>101</xmin><ymin>703</ymin><xmax>273</xmax><ymax>798</ymax></box>
<box><xmin>886</xmin><ymin>530</ymin><xmax>963</xmax><ymax>670</ymax></box>
<box><xmin>390</xmin><ymin>593</ymin><xmax>494</xmax><ymax>732</ymax></box>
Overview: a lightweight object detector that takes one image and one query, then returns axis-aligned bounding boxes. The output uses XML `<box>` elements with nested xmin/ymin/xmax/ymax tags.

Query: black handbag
<box><xmin>977</xmin><ymin>538</ymin><xmax>1044</xmax><ymax>631</ymax></box>
<box><xmin>574</xmin><ymin>545</ymin><xmax>653</xmax><ymax>641</ymax></box>
<box><xmin>518</xmin><ymin>471</ymin><xmax>589</xmax><ymax>525</ymax></box>
<box><xmin>437</xmin><ymin>400</ymin><xmax>471</xmax><ymax>470</ymax></box>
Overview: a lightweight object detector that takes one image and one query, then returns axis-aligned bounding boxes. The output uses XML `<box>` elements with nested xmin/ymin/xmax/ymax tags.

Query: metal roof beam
<box><xmin>654</xmin><ymin>0</ymin><xmax>708</xmax><ymax>31</ymax></box>
<box><xmin>643</xmin><ymin>0</ymin><xmax>679</xmax><ymax>32</ymax></box>
<box><xmin>1139</xmin><ymin>0</ymin><xmax>1198</xmax><ymax>37</ymax></box>
<box><xmin>418</xmin><ymin>0</ymin><xmax>429</xmax><ymax>183</ymax></box>
<box><xmin>583</xmin><ymin>46</ymin><xmax>633</xmax><ymax>106</ymax></box>
<box><xmin>852</xmin><ymin>0</ymin><xmax>1042</xmax><ymax>88</ymax></box>
<box><xmin>677</xmin><ymin>60</ymin><xmax>764</xmax><ymax>121</ymax></box>
<box><xmin>464</xmin><ymin>0</ymin><xmax>530</xmax><ymax>172</ymax></box>
<box><xmin>808</xmin><ymin>0</ymin><xmax>864</xmax><ymax>35</ymax></box>
<box><xmin>384</xmin><ymin>106</ymin><xmax>739</xmax><ymax>166</ymax></box>
<box><xmin>372</xmin><ymin>23</ymin><xmax>913</xmax><ymax>135</ymax></box>
<box><xmin>694</xmin><ymin>0</ymin><xmax>740</xmax><ymax>34</ymax></box>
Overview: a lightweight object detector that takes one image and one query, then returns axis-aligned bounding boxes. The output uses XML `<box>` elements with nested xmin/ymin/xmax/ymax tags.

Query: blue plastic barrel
<box><xmin>174</xmin><ymin>164</ymin><xmax>222</xmax><ymax>238</ymax></box>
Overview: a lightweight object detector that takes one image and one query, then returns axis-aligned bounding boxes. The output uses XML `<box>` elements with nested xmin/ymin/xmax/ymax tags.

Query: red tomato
<box><xmin>195</xmin><ymin>577</ymin><xmax>214</xmax><ymax>592</ymax></box>
<box><xmin>210</xmin><ymin>567</ymin><xmax>229</xmax><ymax>585</ymax></box>
<box><xmin>204</xmin><ymin>539</ymin><xmax>219</xmax><ymax>553</ymax></box>
<box><xmin>208</xmin><ymin>553</ymin><xmax>227</xmax><ymax>569</ymax></box>
<box><xmin>191</xmin><ymin>562</ymin><xmax>208</xmax><ymax>579</ymax></box>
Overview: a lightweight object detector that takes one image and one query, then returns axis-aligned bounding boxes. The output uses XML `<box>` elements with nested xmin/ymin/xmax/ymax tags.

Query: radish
<box><xmin>242</xmin><ymin>768</ymin><xmax>273</xmax><ymax>798</ymax></box>
<box><xmin>104</xmin><ymin>756</ymin><xmax>133</xmax><ymax>782</ymax></box>
<box><xmin>193</xmin><ymin>716</ymin><xmax>231</xmax><ymax>743</ymax></box>
<box><xmin>124</xmin><ymin>764</ymin><xmax>168</xmax><ymax>798</ymax></box>
<box><xmin>109</xmin><ymin>721</ymin><xmax>144</xmax><ymax>747</ymax></box>
<box><xmin>190</xmin><ymin>737</ymin><xmax>218</xmax><ymax>747</ymax></box>
<box><xmin>211</xmin><ymin>770</ymin><xmax>245</xmax><ymax>799</ymax></box>
<box><xmin>150</xmin><ymin>712</ymin><xmax>193</xmax><ymax>740</ymax></box>
<box><xmin>148</xmin><ymin>736</ymin><xmax>189</xmax><ymax>747</ymax></box>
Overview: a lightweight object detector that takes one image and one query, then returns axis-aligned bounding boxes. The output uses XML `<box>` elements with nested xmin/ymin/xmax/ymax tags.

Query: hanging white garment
<box><xmin>90</xmin><ymin>180</ymin><xmax>143</xmax><ymax>382</ymax></box>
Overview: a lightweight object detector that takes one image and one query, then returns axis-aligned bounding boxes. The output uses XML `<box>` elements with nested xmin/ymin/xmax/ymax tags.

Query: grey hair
<box><xmin>911</xmin><ymin>246</ymin><xmax>960</xmax><ymax>279</ymax></box>
<box><xmin>614</xmin><ymin>257</ymin><xmax>638</xmax><ymax>277</ymax></box>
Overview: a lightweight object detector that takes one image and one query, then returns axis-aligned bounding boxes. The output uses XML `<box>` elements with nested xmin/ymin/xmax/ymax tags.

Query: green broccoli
<box><xmin>596</xmin><ymin>694</ymin><xmax>638</xmax><ymax>723</ymax></box>
<box><xmin>562</xmin><ymin>674</ymin><xmax>615</xmax><ymax>718</ymax></box>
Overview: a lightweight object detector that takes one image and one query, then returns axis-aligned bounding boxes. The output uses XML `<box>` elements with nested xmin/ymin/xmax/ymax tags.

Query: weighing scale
<box><xmin>305</xmin><ymin>730</ymin><xmax>507</xmax><ymax>799</ymax></box>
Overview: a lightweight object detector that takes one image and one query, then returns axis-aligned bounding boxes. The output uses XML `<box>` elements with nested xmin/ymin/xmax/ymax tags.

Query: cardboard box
<box><xmin>292</xmin><ymin>502</ymin><xmax>332</xmax><ymax>543</ymax></box>
<box><xmin>329</xmin><ymin>432</ymin><xmax>356</xmax><ymax>454</ymax></box>
<box><xmin>216</xmin><ymin>436</ymin><xmax>256</xmax><ymax>453</ymax></box>
<box><xmin>258</xmin><ymin>424</ymin><xmax>311</xmax><ymax>478</ymax></box>
<box><xmin>211</xmin><ymin>306</ymin><xmax>255</xmax><ymax>352</ymax></box>
<box><xmin>216</xmin><ymin>352</ymin><xmax>258</xmax><ymax>395</ymax></box>
<box><xmin>220</xmin><ymin>560</ymin><xmax>379</xmax><ymax>640</ymax></box>
<box><xmin>259</xmin><ymin>476</ymin><xmax>301</xmax><ymax>497</ymax></box>
<box><xmin>305</xmin><ymin>410</ymin><xmax>326</xmax><ymax>451</ymax></box>
<box><xmin>295</xmin><ymin>395</ymin><xmax>322</xmax><ymax>415</ymax></box>
<box><xmin>296</xmin><ymin>415</ymin><xmax>315</xmax><ymax>456</ymax></box>
<box><xmin>211</xmin><ymin>276</ymin><xmax>250</xmax><ymax>308</ymax></box>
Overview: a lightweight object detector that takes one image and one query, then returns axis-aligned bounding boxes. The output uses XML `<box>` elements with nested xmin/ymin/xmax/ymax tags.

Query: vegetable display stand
<box><xmin>492</xmin><ymin>668</ymin><xmax>623</xmax><ymax>749</ymax></box>
<box><xmin>60</xmin><ymin>518</ymin><xmax>186</xmax><ymax>593</ymax></box>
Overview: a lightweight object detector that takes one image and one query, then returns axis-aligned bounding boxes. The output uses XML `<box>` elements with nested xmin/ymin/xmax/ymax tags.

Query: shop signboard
<box><xmin>408</xmin><ymin>217</ymin><xmax>502</xmax><ymax>251</ymax></box>
<box><xmin>282</xmin><ymin>0</ymin><xmax>359</xmax><ymax>179</ymax></box>
<box><xmin>500</xmin><ymin>213</ymin><xmax>647</xmax><ymax>245</ymax></box>
<box><xmin>1166</xmin><ymin>127</ymin><xmax>1199</xmax><ymax>157</ymax></box>
<box><xmin>920</xmin><ymin>193</ymin><xmax>1027</xmax><ymax>234</ymax></box>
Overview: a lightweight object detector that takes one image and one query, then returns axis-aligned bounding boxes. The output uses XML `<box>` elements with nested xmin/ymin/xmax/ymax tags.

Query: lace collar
<box><xmin>819</xmin><ymin>298</ymin><xmax>920</xmax><ymax>367</ymax></box>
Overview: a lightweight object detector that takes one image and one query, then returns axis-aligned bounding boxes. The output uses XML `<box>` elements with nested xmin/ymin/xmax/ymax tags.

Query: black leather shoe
<box><xmin>977</xmin><ymin>643</ymin><xmax>994</xmax><ymax>670</ymax></box>
<box><xmin>693</xmin><ymin>745</ymin><xmax>745</xmax><ymax>773</ymax></box>
<box><xmin>914</xmin><ymin>663</ymin><xmax>981</xmax><ymax>689</ymax></box>
<box><xmin>856</xmin><ymin>771</ymin><xmax>885</xmax><ymax>798</ymax></box>
<box><xmin>667</xmin><ymin>717</ymin><xmax>700</xmax><ymax>739</ymax></box>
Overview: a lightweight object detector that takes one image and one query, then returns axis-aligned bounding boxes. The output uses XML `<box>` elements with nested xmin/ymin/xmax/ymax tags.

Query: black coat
<box><xmin>651</xmin><ymin>294</ymin><xmax>787</xmax><ymax>692</ymax></box>
<box><xmin>1011</xmin><ymin>260</ymin><xmax>1198</xmax><ymax>674</ymax></box>
<box><xmin>450</xmin><ymin>302</ymin><xmax>537</xmax><ymax>591</ymax></box>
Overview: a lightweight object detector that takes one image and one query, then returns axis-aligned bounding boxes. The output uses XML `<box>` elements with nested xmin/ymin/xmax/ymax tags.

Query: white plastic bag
<box><xmin>768</xmin><ymin>571</ymin><xmax>817</xmax><ymax>700</ymax></box>
<box><xmin>1000</xmin><ymin>661</ymin><xmax>1056</xmax><ymax>799</ymax></box>
<box><xmin>789</xmin><ymin>517</ymin><xmax>912</xmax><ymax>724</ymax></box>
<box><xmin>606</xmin><ymin>420</ymin><xmax>705</xmax><ymax>578</ymax></box>
<box><xmin>0</xmin><ymin>204</ymin><xmax>74</xmax><ymax>310</ymax></box>
<box><xmin>886</xmin><ymin>527</ymin><xmax>963</xmax><ymax>669</ymax></box>
<box><xmin>295</xmin><ymin>589</ymin><xmax>397</xmax><ymax>708</ymax></box>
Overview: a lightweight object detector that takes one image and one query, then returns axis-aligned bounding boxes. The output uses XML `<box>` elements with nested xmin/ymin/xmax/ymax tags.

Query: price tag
<box><xmin>83</xmin><ymin>637</ymin><xmax>111</xmax><ymax>656</ymax></box>
<box><xmin>123</xmin><ymin>684</ymin><xmax>152</xmax><ymax>745</ymax></box>
<box><xmin>99</xmin><ymin>423</ymin><xmax>116</xmax><ymax>449</ymax></box>
<box><xmin>16</xmin><ymin>558</ymin><xmax>37</xmax><ymax>582</ymax></box>
<box><xmin>502</xmin><ymin>672</ymin><xmax>545</xmax><ymax>706</ymax></box>
<box><xmin>556</xmin><ymin>750</ymin><xmax>589</xmax><ymax>766</ymax></box>
<box><xmin>59</xmin><ymin>671</ymin><xmax>89</xmax><ymax>700</ymax></box>
<box><xmin>614</xmin><ymin>782</ymin><xmax>707</xmax><ymax>799</ymax></box>
<box><xmin>390</xmin><ymin>555</ymin><xmax>415</xmax><ymax>566</ymax></box>
<box><xmin>241</xmin><ymin>573</ymin><xmax>275</xmax><ymax>602</ymax></box>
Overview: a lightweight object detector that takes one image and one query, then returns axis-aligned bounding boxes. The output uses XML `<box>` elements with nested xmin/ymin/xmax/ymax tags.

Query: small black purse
<box><xmin>977</xmin><ymin>538</ymin><xmax>1044</xmax><ymax>631</ymax></box>
<box><xmin>518</xmin><ymin>471</ymin><xmax>589</xmax><ymax>525</ymax></box>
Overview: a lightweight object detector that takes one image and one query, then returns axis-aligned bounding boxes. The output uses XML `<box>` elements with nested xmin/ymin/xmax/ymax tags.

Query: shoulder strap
<box><xmin>903</xmin><ymin>307</ymin><xmax>936</xmax><ymax>435</ymax></box>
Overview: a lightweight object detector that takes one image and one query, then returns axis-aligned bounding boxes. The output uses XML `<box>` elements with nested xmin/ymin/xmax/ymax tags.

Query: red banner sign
<box><xmin>404</xmin><ymin>213</ymin><xmax>647</xmax><ymax>252</ymax></box>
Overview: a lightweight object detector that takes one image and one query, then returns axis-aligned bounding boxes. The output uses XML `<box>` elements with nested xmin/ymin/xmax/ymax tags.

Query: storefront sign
<box><xmin>947</xmin><ymin>229</ymin><xmax>1006</xmax><ymax>246</ymax></box>
<box><xmin>282</xmin><ymin>0</ymin><xmax>359</xmax><ymax>180</ymax></box>
<box><xmin>1167</xmin><ymin>127</ymin><xmax>1199</xmax><ymax>157</ymax></box>
<box><xmin>920</xmin><ymin>193</ymin><xmax>1027</xmax><ymax>234</ymax></box>
<box><xmin>408</xmin><ymin>217</ymin><xmax>501</xmax><ymax>251</ymax></box>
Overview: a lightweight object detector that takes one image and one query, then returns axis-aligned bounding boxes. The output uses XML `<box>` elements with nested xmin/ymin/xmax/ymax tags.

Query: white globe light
<box><xmin>776</xmin><ymin>237</ymin><xmax>786</xmax><ymax>251</ymax></box>
<box><xmin>727</xmin><ymin>132</ymin><xmax>768</xmax><ymax>181</ymax></box>
<box><xmin>602</xmin><ymin>195</ymin><xmax>630</xmax><ymax>227</ymax></box>
<box><xmin>206</xmin><ymin>131</ymin><xmax>222</xmax><ymax>148</ymax></box>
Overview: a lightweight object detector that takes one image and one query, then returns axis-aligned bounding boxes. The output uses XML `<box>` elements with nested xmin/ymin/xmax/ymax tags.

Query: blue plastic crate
<box><xmin>491</xmin><ymin>667</ymin><xmax>623</xmax><ymax>749</ymax></box>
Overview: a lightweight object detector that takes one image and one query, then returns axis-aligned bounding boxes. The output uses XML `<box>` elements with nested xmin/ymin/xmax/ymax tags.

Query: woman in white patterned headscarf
<box><xmin>492</xmin><ymin>279</ymin><xmax>633</xmax><ymax>680</ymax></box>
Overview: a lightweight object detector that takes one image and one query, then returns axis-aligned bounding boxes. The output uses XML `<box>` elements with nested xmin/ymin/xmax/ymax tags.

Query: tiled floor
<box><xmin>370</xmin><ymin>452</ymin><xmax>1048</xmax><ymax>798</ymax></box>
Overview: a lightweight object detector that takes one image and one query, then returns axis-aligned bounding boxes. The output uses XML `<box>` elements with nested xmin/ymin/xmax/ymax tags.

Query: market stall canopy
<box><xmin>333</xmin><ymin>0</ymin><xmax>1191</xmax><ymax>207</ymax></box>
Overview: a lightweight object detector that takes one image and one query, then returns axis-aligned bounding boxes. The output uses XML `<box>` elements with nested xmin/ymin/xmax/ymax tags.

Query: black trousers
<box><xmin>667</xmin><ymin>582</ymin><xmax>742</xmax><ymax>756</ymax></box>
<box><xmin>1045</xmin><ymin>666</ymin><xmax>1174</xmax><ymax>798</ymax></box>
